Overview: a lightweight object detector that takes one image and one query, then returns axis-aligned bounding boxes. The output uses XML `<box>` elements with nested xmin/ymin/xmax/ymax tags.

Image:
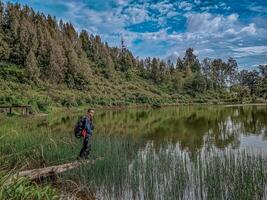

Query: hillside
<box><xmin>0</xmin><ymin>2</ymin><xmax>266</xmax><ymax>112</ymax></box>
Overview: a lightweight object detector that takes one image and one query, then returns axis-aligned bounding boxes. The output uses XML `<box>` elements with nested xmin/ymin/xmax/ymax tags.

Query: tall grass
<box><xmin>62</xmin><ymin>139</ymin><xmax>267</xmax><ymax>200</ymax></box>
<box><xmin>0</xmin><ymin>172</ymin><xmax>58</xmax><ymax>200</ymax></box>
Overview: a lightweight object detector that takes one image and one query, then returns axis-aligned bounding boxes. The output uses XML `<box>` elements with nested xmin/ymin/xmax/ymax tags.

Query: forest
<box><xmin>0</xmin><ymin>2</ymin><xmax>266</xmax><ymax>111</ymax></box>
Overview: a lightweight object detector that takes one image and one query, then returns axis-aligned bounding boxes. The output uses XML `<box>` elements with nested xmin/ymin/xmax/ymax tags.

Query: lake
<box><xmin>0</xmin><ymin>105</ymin><xmax>266</xmax><ymax>199</ymax></box>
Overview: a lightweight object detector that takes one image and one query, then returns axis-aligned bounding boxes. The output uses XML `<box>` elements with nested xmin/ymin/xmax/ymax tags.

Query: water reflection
<box><xmin>50</xmin><ymin>105</ymin><xmax>267</xmax><ymax>153</ymax></box>
<box><xmin>91</xmin><ymin>105</ymin><xmax>267</xmax><ymax>153</ymax></box>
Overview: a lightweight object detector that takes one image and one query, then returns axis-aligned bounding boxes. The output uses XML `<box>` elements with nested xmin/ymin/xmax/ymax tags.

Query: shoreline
<box><xmin>45</xmin><ymin>101</ymin><xmax>267</xmax><ymax>113</ymax></box>
<box><xmin>1</xmin><ymin>102</ymin><xmax>267</xmax><ymax>117</ymax></box>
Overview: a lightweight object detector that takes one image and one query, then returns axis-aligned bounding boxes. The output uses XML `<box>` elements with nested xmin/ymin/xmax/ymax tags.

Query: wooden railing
<box><xmin>0</xmin><ymin>105</ymin><xmax>32</xmax><ymax>116</ymax></box>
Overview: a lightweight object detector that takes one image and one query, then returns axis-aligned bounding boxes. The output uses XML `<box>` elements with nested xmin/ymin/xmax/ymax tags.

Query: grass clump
<box><xmin>0</xmin><ymin>173</ymin><xmax>59</xmax><ymax>200</ymax></box>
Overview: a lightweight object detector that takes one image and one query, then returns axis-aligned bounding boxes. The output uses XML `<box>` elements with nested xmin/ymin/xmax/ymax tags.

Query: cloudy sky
<box><xmin>3</xmin><ymin>0</ymin><xmax>267</xmax><ymax>69</ymax></box>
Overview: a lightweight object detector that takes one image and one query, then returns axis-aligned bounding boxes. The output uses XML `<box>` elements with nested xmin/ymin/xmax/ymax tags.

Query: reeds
<box><xmin>62</xmin><ymin>138</ymin><xmax>267</xmax><ymax>200</ymax></box>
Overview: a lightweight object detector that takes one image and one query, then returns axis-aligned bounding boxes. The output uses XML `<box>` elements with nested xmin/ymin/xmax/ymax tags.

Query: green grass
<box><xmin>0</xmin><ymin>172</ymin><xmax>58</xmax><ymax>200</ymax></box>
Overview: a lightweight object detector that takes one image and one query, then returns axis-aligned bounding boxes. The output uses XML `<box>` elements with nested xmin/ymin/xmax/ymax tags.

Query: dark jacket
<box><xmin>84</xmin><ymin>117</ymin><xmax>94</xmax><ymax>136</ymax></box>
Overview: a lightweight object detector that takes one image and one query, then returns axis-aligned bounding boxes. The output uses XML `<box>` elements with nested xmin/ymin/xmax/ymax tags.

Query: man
<box><xmin>78</xmin><ymin>109</ymin><xmax>95</xmax><ymax>159</ymax></box>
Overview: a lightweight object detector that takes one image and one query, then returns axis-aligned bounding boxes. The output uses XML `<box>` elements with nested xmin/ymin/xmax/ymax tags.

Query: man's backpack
<box><xmin>74</xmin><ymin>116</ymin><xmax>86</xmax><ymax>138</ymax></box>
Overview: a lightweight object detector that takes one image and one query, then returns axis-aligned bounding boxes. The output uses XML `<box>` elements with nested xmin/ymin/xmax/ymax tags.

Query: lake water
<box><xmin>93</xmin><ymin>105</ymin><xmax>267</xmax><ymax>152</ymax></box>
<box><xmin>0</xmin><ymin>105</ymin><xmax>266</xmax><ymax>199</ymax></box>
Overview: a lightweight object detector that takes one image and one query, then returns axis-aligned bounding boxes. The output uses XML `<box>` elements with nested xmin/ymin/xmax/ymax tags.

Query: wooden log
<box><xmin>16</xmin><ymin>157</ymin><xmax>103</xmax><ymax>180</ymax></box>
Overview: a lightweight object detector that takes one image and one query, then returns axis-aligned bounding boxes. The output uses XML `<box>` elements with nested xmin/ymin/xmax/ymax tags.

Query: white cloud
<box><xmin>201</xmin><ymin>48</ymin><xmax>215</xmax><ymax>53</ymax></box>
<box><xmin>151</xmin><ymin>1</ymin><xmax>174</xmax><ymax>14</ymax></box>
<box><xmin>233</xmin><ymin>46</ymin><xmax>267</xmax><ymax>57</ymax></box>
<box><xmin>116</xmin><ymin>0</ymin><xmax>129</xmax><ymax>5</ymax></box>
<box><xmin>178</xmin><ymin>1</ymin><xmax>192</xmax><ymax>11</ymax></box>
<box><xmin>240</xmin><ymin>23</ymin><xmax>256</xmax><ymax>35</ymax></box>
<box><xmin>166</xmin><ymin>11</ymin><xmax>179</xmax><ymax>18</ymax></box>
<box><xmin>122</xmin><ymin>5</ymin><xmax>151</xmax><ymax>24</ymax></box>
<box><xmin>165</xmin><ymin>51</ymin><xmax>180</xmax><ymax>62</ymax></box>
<box><xmin>185</xmin><ymin>12</ymin><xmax>258</xmax><ymax>39</ymax></box>
<box><xmin>186</xmin><ymin>13</ymin><xmax>225</xmax><ymax>34</ymax></box>
<box><xmin>227</xmin><ymin>14</ymin><xmax>239</xmax><ymax>22</ymax></box>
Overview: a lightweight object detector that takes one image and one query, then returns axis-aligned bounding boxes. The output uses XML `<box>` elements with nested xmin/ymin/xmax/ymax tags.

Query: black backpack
<box><xmin>74</xmin><ymin>116</ymin><xmax>86</xmax><ymax>138</ymax></box>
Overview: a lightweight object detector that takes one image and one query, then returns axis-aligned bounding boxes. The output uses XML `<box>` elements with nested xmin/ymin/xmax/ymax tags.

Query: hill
<box><xmin>0</xmin><ymin>2</ymin><xmax>266</xmax><ymax>112</ymax></box>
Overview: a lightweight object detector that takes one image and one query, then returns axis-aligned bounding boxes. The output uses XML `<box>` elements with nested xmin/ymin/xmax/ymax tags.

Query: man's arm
<box><xmin>84</xmin><ymin>118</ymin><xmax>93</xmax><ymax>135</ymax></box>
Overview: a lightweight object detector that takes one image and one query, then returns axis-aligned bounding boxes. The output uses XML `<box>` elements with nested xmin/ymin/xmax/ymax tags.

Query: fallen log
<box><xmin>16</xmin><ymin>157</ymin><xmax>103</xmax><ymax>180</ymax></box>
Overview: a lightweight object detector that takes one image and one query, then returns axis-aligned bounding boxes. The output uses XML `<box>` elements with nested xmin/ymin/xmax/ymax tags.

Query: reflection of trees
<box><xmin>90</xmin><ymin>106</ymin><xmax>267</xmax><ymax>153</ymax></box>
<box><xmin>233</xmin><ymin>106</ymin><xmax>267</xmax><ymax>135</ymax></box>
<box><xmin>211</xmin><ymin>116</ymin><xmax>241</xmax><ymax>149</ymax></box>
<box><xmin>47</xmin><ymin>105</ymin><xmax>266</xmax><ymax>153</ymax></box>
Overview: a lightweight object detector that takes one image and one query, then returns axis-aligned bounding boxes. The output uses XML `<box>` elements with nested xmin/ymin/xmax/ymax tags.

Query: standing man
<box><xmin>78</xmin><ymin>109</ymin><xmax>95</xmax><ymax>159</ymax></box>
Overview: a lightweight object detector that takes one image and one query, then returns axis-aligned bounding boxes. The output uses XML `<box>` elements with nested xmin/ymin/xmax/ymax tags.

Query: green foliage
<box><xmin>0</xmin><ymin>62</ymin><xmax>26</xmax><ymax>83</ymax></box>
<box><xmin>0</xmin><ymin>173</ymin><xmax>58</xmax><ymax>200</ymax></box>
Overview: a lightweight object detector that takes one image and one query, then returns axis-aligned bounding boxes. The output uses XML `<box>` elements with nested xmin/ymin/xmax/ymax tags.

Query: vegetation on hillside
<box><xmin>0</xmin><ymin>2</ymin><xmax>266</xmax><ymax>111</ymax></box>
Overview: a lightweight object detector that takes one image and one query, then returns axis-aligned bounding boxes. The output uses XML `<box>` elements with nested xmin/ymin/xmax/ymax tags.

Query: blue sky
<box><xmin>3</xmin><ymin>0</ymin><xmax>267</xmax><ymax>69</ymax></box>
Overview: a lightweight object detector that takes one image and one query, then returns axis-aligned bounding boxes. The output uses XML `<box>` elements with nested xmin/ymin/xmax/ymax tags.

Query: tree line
<box><xmin>0</xmin><ymin>2</ymin><xmax>266</xmax><ymax>101</ymax></box>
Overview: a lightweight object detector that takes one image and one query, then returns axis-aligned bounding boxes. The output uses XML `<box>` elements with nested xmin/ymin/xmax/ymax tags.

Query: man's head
<box><xmin>87</xmin><ymin>109</ymin><xmax>95</xmax><ymax>118</ymax></box>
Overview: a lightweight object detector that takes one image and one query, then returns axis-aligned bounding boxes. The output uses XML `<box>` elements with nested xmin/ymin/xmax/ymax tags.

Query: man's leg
<box><xmin>83</xmin><ymin>135</ymin><xmax>91</xmax><ymax>157</ymax></box>
<box><xmin>79</xmin><ymin>135</ymin><xmax>90</xmax><ymax>158</ymax></box>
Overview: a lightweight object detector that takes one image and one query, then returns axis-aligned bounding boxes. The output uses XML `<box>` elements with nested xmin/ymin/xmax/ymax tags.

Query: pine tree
<box><xmin>176</xmin><ymin>58</ymin><xmax>184</xmax><ymax>71</ymax></box>
<box><xmin>150</xmin><ymin>58</ymin><xmax>160</xmax><ymax>83</ymax></box>
<box><xmin>4</xmin><ymin>3</ymin><xmax>21</xmax><ymax>64</ymax></box>
<box><xmin>226</xmin><ymin>57</ymin><xmax>238</xmax><ymax>86</ymax></box>
<box><xmin>0</xmin><ymin>1</ymin><xmax>10</xmax><ymax>61</ymax></box>
<box><xmin>18</xmin><ymin>11</ymin><xmax>37</xmax><ymax>64</ymax></box>
<box><xmin>25</xmin><ymin>49</ymin><xmax>40</xmax><ymax>82</ymax></box>
<box><xmin>0</xmin><ymin>17</ymin><xmax>10</xmax><ymax>60</ymax></box>
<box><xmin>258</xmin><ymin>65</ymin><xmax>267</xmax><ymax>99</ymax></box>
<box><xmin>201</xmin><ymin>58</ymin><xmax>212</xmax><ymax>90</ymax></box>
<box><xmin>183</xmin><ymin>48</ymin><xmax>200</xmax><ymax>73</ymax></box>
<box><xmin>79</xmin><ymin>30</ymin><xmax>90</xmax><ymax>54</ymax></box>
<box><xmin>47</xmin><ymin>43</ymin><xmax>66</xmax><ymax>84</ymax></box>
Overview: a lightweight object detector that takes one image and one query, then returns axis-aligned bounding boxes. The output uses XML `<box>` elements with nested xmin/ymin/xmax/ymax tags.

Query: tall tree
<box><xmin>201</xmin><ymin>58</ymin><xmax>212</xmax><ymax>89</ymax></box>
<box><xmin>150</xmin><ymin>58</ymin><xmax>160</xmax><ymax>83</ymax></box>
<box><xmin>176</xmin><ymin>57</ymin><xmax>184</xmax><ymax>71</ymax></box>
<box><xmin>0</xmin><ymin>2</ymin><xmax>10</xmax><ymax>60</ymax></box>
<box><xmin>25</xmin><ymin>49</ymin><xmax>40</xmax><ymax>82</ymax></box>
<box><xmin>47</xmin><ymin>42</ymin><xmax>66</xmax><ymax>84</ymax></box>
<box><xmin>239</xmin><ymin>70</ymin><xmax>261</xmax><ymax>96</ymax></box>
<box><xmin>4</xmin><ymin>3</ymin><xmax>21</xmax><ymax>64</ymax></box>
<box><xmin>210</xmin><ymin>59</ymin><xmax>228</xmax><ymax>89</ymax></box>
<box><xmin>226</xmin><ymin>57</ymin><xmax>238</xmax><ymax>86</ymax></box>
<box><xmin>258</xmin><ymin>65</ymin><xmax>267</xmax><ymax>99</ymax></box>
<box><xmin>183</xmin><ymin>48</ymin><xmax>200</xmax><ymax>73</ymax></box>
<box><xmin>17</xmin><ymin>7</ymin><xmax>37</xmax><ymax>64</ymax></box>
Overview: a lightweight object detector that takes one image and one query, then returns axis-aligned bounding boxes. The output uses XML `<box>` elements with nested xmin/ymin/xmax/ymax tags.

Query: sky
<box><xmin>3</xmin><ymin>0</ymin><xmax>267</xmax><ymax>69</ymax></box>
